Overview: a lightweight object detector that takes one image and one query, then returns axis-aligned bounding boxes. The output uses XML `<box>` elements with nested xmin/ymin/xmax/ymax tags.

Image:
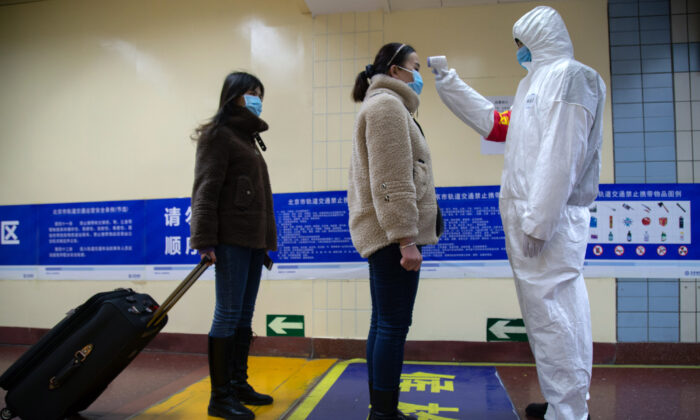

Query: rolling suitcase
<box><xmin>0</xmin><ymin>258</ymin><xmax>210</xmax><ymax>420</ymax></box>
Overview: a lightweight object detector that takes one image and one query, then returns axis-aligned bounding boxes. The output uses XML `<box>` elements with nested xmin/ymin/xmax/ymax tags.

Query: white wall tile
<box><xmin>313</xmin><ymin>279</ymin><xmax>327</xmax><ymax>310</ymax></box>
<box><xmin>342</xmin><ymin>310</ymin><xmax>357</xmax><ymax>337</ymax></box>
<box><xmin>692</xmin><ymin>131</ymin><xmax>700</xmax><ymax>160</ymax></box>
<box><xmin>691</xmin><ymin>73</ymin><xmax>700</xmax><ymax>101</ymax></box>
<box><xmin>313</xmin><ymin>309</ymin><xmax>328</xmax><ymax>336</ymax></box>
<box><xmin>672</xmin><ymin>14</ymin><xmax>689</xmax><ymax>43</ymax></box>
<box><xmin>675</xmin><ymin>72</ymin><xmax>691</xmax><ymax>101</ymax></box>
<box><xmin>327</xmin><ymin>280</ymin><xmax>342</xmax><ymax>309</ymax></box>
<box><xmin>676</xmin><ymin>102</ymin><xmax>692</xmax><ymax>131</ymax></box>
<box><xmin>681</xmin><ymin>280</ymin><xmax>697</xmax><ymax>311</ymax></box>
<box><xmin>689</xmin><ymin>13</ymin><xmax>700</xmax><ymax>42</ymax></box>
<box><xmin>326</xmin><ymin>309</ymin><xmax>342</xmax><ymax>337</ymax></box>
<box><xmin>356</xmin><ymin>280</ymin><xmax>372</xmax><ymax>310</ymax></box>
<box><xmin>693</xmin><ymin>161</ymin><xmax>700</xmax><ymax>182</ymax></box>
<box><xmin>677</xmin><ymin>160</ymin><xmax>694</xmax><ymax>182</ymax></box>
<box><xmin>680</xmin><ymin>312</ymin><xmax>696</xmax><ymax>342</ymax></box>
<box><xmin>671</xmin><ymin>0</ymin><xmax>686</xmax><ymax>14</ymax></box>
<box><xmin>676</xmin><ymin>131</ymin><xmax>693</xmax><ymax>161</ymax></box>
<box><xmin>342</xmin><ymin>280</ymin><xmax>356</xmax><ymax>309</ymax></box>
<box><xmin>692</xmin><ymin>102</ymin><xmax>700</xmax><ymax>125</ymax></box>
<box><xmin>357</xmin><ymin>309</ymin><xmax>371</xmax><ymax>337</ymax></box>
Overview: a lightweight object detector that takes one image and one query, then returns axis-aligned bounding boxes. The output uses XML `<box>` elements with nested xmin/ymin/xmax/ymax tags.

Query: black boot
<box><xmin>525</xmin><ymin>402</ymin><xmax>548</xmax><ymax>419</ymax></box>
<box><xmin>368</xmin><ymin>388</ymin><xmax>416</xmax><ymax>420</ymax></box>
<box><xmin>525</xmin><ymin>402</ymin><xmax>590</xmax><ymax>420</ymax></box>
<box><xmin>230</xmin><ymin>327</ymin><xmax>273</xmax><ymax>405</ymax></box>
<box><xmin>208</xmin><ymin>335</ymin><xmax>254</xmax><ymax>419</ymax></box>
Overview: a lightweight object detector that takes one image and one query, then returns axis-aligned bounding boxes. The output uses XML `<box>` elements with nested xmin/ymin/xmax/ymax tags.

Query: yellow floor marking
<box><xmin>131</xmin><ymin>356</ymin><xmax>336</xmax><ymax>420</ymax></box>
<box><xmin>288</xmin><ymin>358</ymin><xmax>363</xmax><ymax>420</ymax></box>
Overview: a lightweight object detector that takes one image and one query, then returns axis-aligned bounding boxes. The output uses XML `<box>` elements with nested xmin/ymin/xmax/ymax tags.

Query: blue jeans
<box><xmin>366</xmin><ymin>244</ymin><xmax>420</xmax><ymax>391</ymax></box>
<box><xmin>209</xmin><ymin>244</ymin><xmax>265</xmax><ymax>338</ymax></box>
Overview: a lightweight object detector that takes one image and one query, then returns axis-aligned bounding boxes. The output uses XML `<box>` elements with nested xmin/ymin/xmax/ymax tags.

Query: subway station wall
<box><xmin>0</xmin><ymin>0</ymin><xmax>616</xmax><ymax>343</ymax></box>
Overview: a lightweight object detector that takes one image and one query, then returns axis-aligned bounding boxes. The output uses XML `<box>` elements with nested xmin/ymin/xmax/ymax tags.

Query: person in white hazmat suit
<box><xmin>428</xmin><ymin>6</ymin><xmax>605</xmax><ymax>420</ymax></box>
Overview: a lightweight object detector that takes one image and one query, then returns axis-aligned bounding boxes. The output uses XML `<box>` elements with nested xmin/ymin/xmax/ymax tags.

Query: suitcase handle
<box><xmin>49</xmin><ymin>344</ymin><xmax>94</xmax><ymax>390</ymax></box>
<box><xmin>147</xmin><ymin>257</ymin><xmax>211</xmax><ymax>328</ymax></box>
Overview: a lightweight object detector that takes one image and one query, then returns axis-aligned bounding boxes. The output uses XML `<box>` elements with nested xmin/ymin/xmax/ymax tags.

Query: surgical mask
<box><xmin>398</xmin><ymin>66</ymin><xmax>423</xmax><ymax>95</ymax></box>
<box><xmin>516</xmin><ymin>45</ymin><xmax>532</xmax><ymax>69</ymax></box>
<box><xmin>244</xmin><ymin>94</ymin><xmax>262</xmax><ymax>116</ymax></box>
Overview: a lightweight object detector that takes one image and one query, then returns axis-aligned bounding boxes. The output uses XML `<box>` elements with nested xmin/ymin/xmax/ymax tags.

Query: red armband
<box><xmin>485</xmin><ymin>110</ymin><xmax>510</xmax><ymax>142</ymax></box>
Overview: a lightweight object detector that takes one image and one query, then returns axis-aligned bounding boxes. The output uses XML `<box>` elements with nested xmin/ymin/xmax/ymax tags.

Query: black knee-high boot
<box><xmin>368</xmin><ymin>388</ymin><xmax>417</xmax><ymax>420</ymax></box>
<box><xmin>208</xmin><ymin>336</ymin><xmax>254</xmax><ymax>419</ymax></box>
<box><xmin>230</xmin><ymin>327</ymin><xmax>273</xmax><ymax>405</ymax></box>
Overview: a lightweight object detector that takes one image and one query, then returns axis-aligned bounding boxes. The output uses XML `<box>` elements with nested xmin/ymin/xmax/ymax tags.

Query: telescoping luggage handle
<box><xmin>147</xmin><ymin>256</ymin><xmax>211</xmax><ymax>328</ymax></box>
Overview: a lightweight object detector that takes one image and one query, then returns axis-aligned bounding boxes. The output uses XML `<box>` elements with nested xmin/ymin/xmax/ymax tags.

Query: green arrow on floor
<box><xmin>267</xmin><ymin>315</ymin><xmax>304</xmax><ymax>337</ymax></box>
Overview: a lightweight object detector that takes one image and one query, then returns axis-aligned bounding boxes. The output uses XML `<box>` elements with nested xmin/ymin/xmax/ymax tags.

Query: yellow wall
<box><xmin>0</xmin><ymin>0</ymin><xmax>616</xmax><ymax>343</ymax></box>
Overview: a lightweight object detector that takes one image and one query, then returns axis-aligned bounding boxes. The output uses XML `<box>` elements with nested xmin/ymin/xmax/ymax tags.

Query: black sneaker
<box><xmin>525</xmin><ymin>402</ymin><xmax>548</xmax><ymax>419</ymax></box>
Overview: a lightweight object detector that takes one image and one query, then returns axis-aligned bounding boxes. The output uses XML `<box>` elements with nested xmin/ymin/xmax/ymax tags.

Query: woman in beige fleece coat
<box><xmin>348</xmin><ymin>43</ymin><xmax>440</xmax><ymax>420</ymax></box>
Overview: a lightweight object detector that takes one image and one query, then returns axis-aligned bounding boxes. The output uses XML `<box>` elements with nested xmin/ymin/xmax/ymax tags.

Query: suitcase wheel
<box><xmin>0</xmin><ymin>407</ymin><xmax>14</xmax><ymax>420</ymax></box>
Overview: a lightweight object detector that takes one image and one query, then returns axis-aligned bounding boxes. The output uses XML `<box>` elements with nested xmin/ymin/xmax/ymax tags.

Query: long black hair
<box><xmin>192</xmin><ymin>71</ymin><xmax>265</xmax><ymax>141</ymax></box>
<box><xmin>352</xmin><ymin>42</ymin><xmax>416</xmax><ymax>103</ymax></box>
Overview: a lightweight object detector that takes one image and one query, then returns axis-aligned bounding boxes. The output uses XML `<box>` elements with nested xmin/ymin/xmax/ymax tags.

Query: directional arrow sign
<box><xmin>486</xmin><ymin>318</ymin><xmax>528</xmax><ymax>342</ymax></box>
<box><xmin>266</xmin><ymin>315</ymin><xmax>304</xmax><ymax>337</ymax></box>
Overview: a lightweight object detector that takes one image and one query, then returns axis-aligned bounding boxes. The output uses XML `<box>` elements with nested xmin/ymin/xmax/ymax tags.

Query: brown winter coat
<box><xmin>348</xmin><ymin>74</ymin><xmax>439</xmax><ymax>258</ymax></box>
<box><xmin>190</xmin><ymin>107</ymin><xmax>277</xmax><ymax>251</ymax></box>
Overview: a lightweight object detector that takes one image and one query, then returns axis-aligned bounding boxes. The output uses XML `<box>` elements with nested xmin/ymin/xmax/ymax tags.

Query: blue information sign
<box><xmin>37</xmin><ymin>200</ymin><xmax>144</xmax><ymax>266</ymax></box>
<box><xmin>1</xmin><ymin>184</ymin><xmax>699</xmax><ymax>280</ymax></box>
<box><xmin>0</xmin><ymin>204</ymin><xmax>37</xmax><ymax>266</ymax></box>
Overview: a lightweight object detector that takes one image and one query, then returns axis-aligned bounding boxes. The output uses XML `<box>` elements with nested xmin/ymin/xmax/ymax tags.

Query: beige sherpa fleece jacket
<box><xmin>348</xmin><ymin>74</ymin><xmax>439</xmax><ymax>258</ymax></box>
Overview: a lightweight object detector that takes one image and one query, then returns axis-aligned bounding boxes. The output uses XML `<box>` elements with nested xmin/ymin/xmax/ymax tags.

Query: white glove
<box><xmin>522</xmin><ymin>233</ymin><xmax>545</xmax><ymax>258</ymax></box>
<box><xmin>427</xmin><ymin>56</ymin><xmax>448</xmax><ymax>75</ymax></box>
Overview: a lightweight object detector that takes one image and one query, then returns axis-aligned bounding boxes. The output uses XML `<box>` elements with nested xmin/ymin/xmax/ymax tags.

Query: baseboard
<box><xmin>1</xmin><ymin>326</ymin><xmax>698</xmax><ymax>365</ymax></box>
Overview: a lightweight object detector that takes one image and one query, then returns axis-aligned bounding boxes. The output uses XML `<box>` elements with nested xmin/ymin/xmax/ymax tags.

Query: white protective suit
<box><xmin>432</xmin><ymin>6</ymin><xmax>606</xmax><ymax>420</ymax></box>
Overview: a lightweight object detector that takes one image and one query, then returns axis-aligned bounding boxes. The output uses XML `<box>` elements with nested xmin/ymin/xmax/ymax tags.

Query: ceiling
<box><xmin>303</xmin><ymin>0</ymin><xmax>542</xmax><ymax>16</ymax></box>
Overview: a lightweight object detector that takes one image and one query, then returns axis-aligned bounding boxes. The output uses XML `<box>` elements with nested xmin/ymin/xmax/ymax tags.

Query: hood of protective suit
<box><xmin>513</xmin><ymin>6</ymin><xmax>574</xmax><ymax>67</ymax></box>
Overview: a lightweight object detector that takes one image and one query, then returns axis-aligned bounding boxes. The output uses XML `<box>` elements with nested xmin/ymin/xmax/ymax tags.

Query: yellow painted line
<box><xmin>132</xmin><ymin>356</ymin><xmax>336</xmax><ymax>420</ymax></box>
<box><xmin>405</xmin><ymin>361</ymin><xmax>700</xmax><ymax>369</ymax></box>
<box><xmin>287</xmin><ymin>358</ymin><xmax>361</xmax><ymax>420</ymax></box>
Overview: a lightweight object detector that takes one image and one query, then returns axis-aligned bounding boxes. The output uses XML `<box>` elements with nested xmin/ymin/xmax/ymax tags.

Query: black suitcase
<box><xmin>0</xmin><ymin>259</ymin><xmax>209</xmax><ymax>420</ymax></box>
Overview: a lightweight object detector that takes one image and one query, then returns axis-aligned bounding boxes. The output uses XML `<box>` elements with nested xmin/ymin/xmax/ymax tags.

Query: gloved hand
<box><xmin>522</xmin><ymin>233</ymin><xmax>545</xmax><ymax>258</ymax></box>
<box><xmin>427</xmin><ymin>56</ymin><xmax>448</xmax><ymax>75</ymax></box>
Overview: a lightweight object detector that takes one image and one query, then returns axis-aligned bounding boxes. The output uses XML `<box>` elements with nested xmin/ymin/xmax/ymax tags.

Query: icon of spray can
<box><xmin>627</xmin><ymin>230</ymin><xmax>632</xmax><ymax>242</ymax></box>
<box><xmin>609</xmin><ymin>215</ymin><xmax>613</xmax><ymax>229</ymax></box>
<box><xmin>679</xmin><ymin>216</ymin><xmax>684</xmax><ymax>229</ymax></box>
<box><xmin>644</xmin><ymin>231</ymin><xmax>649</xmax><ymax>242</ymax></box>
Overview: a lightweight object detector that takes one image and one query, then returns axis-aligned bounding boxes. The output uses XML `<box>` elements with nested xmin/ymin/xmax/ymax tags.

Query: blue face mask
<box><xmin>399</xmin><ymin>66</ymin><xmax>423</xmax><ymax>95</ymax></box>
<box><xmin>244</xmin><ymin>94</ymin><xmax>262</xmax><ymax>116</ymax></box>
<box><xmin>516</xmin><ymin>45</ymin><xmax>532</xmax><ymax>70</ymax></box>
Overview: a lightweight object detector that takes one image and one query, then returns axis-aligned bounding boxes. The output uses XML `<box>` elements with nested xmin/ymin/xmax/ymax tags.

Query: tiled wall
<box><xmin>311</xmin><ymin>12</ymin><xmax>384</xmax><ymax>193</ymax></box>
<box><xmin>311</xmin><ymin>12</ymin><xmax>384</xmax><ymax>338</ymax></box>
<box><xmin>609</xmin><ymin>0</ymin><xmax>700</xmax><ymax>342</ymax></box>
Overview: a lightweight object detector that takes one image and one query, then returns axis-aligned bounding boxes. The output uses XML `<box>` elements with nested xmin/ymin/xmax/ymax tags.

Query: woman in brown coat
<box><xmin>190</xmin><ymin>72</ymin><xmax>276</xmax><ymax>420</ymax></box>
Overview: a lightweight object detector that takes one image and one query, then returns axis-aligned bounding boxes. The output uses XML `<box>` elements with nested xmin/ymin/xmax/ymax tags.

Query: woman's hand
<box><xmin>399</xmin><ymin>238</ymin><xmax>422</xmax><ymax>271</ymax></box>
<box><xmin>199</xmin><ymin>248</ymin><xmax>216</xmax><ymax>265</ymax></box>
